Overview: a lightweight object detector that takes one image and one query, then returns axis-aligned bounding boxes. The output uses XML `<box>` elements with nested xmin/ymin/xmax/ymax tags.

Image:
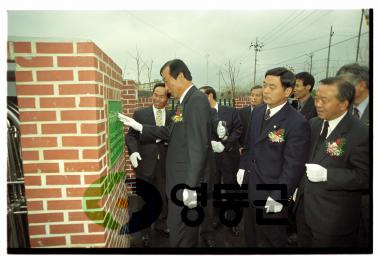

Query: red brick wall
<box><xmin>234</xmin><ymin>96</ymin><xmax>251</xmax><ymax>109</ymax></box>
<box><xmin>11</xmin><ymin>40</ymin><xmax>129</xmax><ymax>248</ymax></box>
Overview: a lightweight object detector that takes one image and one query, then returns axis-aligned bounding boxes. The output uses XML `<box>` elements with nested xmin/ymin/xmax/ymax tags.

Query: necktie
<box><xmin>156</xmin><ymin>109</ymin><xmax>163</xmax><ymax>126</ymax></box>
<box><xmin>264</xmin><ymin>109</ymin><xmax>271</xmax><ymax>120</ymax></box>
<box><xmin>297</xmin><ymin>102</ymin><xmax>302</xmax><ymax>111</ymax></box>
<box><xmin>353</xmin><ymin>107</ymin><xmax>360</xmax><ymax>119</ymax></box>
<box><xmin>319</xmin><ymin>121</ymin><xmax>329</xmax><ymax>142</ymax></box>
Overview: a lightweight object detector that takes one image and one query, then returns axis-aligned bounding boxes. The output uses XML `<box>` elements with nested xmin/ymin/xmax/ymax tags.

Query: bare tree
<box><xmin>221</xmin><ymin>60</ymin><xmax>240</xmax><ymax>105</ymax></box>
<box><xmin>144</xmin><ymin>60</ymin><xmax>154</xmax><ymax>84</ymax></box>
<box><xmin>134</xmin><ymin>46</ymin><xmax>144</xmax><ymax>84</ymax></box>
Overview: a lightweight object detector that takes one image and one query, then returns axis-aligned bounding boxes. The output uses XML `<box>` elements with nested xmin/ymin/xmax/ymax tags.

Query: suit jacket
<box><xmin>126</xmin><ymin>106</ymin><xmax>172</xmax><ymax>179</ymax></box>
<box><xmin>293</xmin><ymin>96</ymin><xmax>317</xmax><ymax>121</ymax></box>
<box><xmin>361</xmin><ymin>104</ymin><xmax>369</xmax><ymax>126</ymax></box>
<box><xmin>303</xmin><ymin>113</ymin><xmax>369</xmax><ymax>236</ymax></box>
<box><xmin>216</xmin><ymin>105</ymin><xmax>243</xmax><ymax>152</ymax></box>
<box><xmin>238</xmin><ymin>106</ymin><xmax>252</xmax><ymax>147</ymax></box>
<box><xmin>240</xmin><ymin>103</ymin><xmax>311</xmax><ymax>208</ymax></box>
<box><xmin>141</xmin><ymin>86</ymin><xmax>215</xmax><ymax>196</ymax></box>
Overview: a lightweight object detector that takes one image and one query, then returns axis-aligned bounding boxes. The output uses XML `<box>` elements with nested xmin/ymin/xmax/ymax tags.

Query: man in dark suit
<box><xmin>292</xmin><ymin>72</ymin><xmax>318</xmax><ymax>121</ymax></box>
<box><xmin>126</xmin><ymin>83</ymin><xmax>171</xmax><ymax>246</ymax></box>
<box><xmin>199</xmin><ymin>85</ymin><xmax>243</xmax><ymax>236</ymax></box>
<box><xmin>119</xmin><ymin>59</ymin><xmax>215</xmax><ymax>247</ymax></box>
<box><xmin>336</xmin><ymin>63</ymin><xmax>370</xmax><ymax>248</ymax></box>
<box><xmin>238</xmin><ymin>85</ymin><xmax>263</xmax><ymax>148</ymax></box>
<box><xmin>237</xmin><ymin>67</ymin><xmax>311</xmax><ymax>247</ymax></box>
<box><xmin>296</xmin><ymin>77</ymin><xmax>369</xmax><ymax>248</ymax></box>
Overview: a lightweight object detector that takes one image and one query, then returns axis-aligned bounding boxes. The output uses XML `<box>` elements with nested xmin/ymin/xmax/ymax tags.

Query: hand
<box><xmin>183</xmin><ymin>188</ymin><xmax>197</xmax><ymax>209</ymax></box>
<box><xmin>217</xmin><ymin>121</ymin><xmax>228</xmax><ymax>140</ymax></box>
<box><xmin>118</xmin><ymin>113</ymin><xmax>143</xmax><ymax>132</ymax></box>
<box><xmin>211</xmin><ymin>140</ymin><xmax>225</xmax><ymax>153</ymax></box>
<box><xmin>129</xmin><ymin>152</ymin><xmax>142</xmax><ymax>168</ymax></box>
<box><xmin>265</xmin><ymin>196</ymin><xmax>283</xmax><ymax>213</ymax></box>
<box><xmin>236</xmin><ymin>169</ymin><xmax>245</xmax><ymax>186</ymax></box>
<box><xmin>306</xmin><ymin>163</ymin><xmax>327</xmax><ymax>182</ymax></box>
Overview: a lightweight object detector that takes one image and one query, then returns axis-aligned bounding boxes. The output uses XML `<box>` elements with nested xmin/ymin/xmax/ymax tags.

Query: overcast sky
<box><xmin>7</xmin><ymin>9</ymin><xmax>369</xmax><ymax>93</ymax></box>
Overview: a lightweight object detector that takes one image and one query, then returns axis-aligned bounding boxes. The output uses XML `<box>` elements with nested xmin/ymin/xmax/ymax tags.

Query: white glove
<box><xmin>183</xmin><ymin>188</ymin><xmax>197</xmax><ymax>209</ymax></box>
<box><xmin>118</xmin><ymin>113</ymin><xmax>143</xmax><ymax>132</ymax></box>
<box><xmin>211</xmin><ymin>140</ymin><xmax>225</xmax><ymax>153</ymax></box>
<box><xmin>236</xmin><ymin>169</ymin><xmax>245</xmax><ymax>186</ymax></box>
<box><xmin>129</xmin><ymin>152</ymin><xmax>142</xmax><ymax>168</ymax></box>
<box><xmin>217</xmin><ymin>121</ymin><xmax>227</xmax><ymax>140</ymax></box>
<box><xmin>306</xmin><ymin>163</ymin><xmax>327</xmax><ymax>182</ymax></box>
<box><xmin>265</xmin><ymin>196</ymin><xmax>283</xmax><ymax>213</ymax></box>
<box><xmin>292</xmin><ymin>188</ymin><xmax>298</xmax><ymax>202</ymax></box>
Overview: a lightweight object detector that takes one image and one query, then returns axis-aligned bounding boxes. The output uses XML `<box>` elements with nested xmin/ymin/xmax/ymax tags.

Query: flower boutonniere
<box><xmin>172</xmin><ymin>105</ymin><xmax>184</xmax><ymax>123</ymax></box>
<box><xmin>326</xmin><ymin>138</ymin><xmax>347</xmax><ymax>157</ymax></box>
<box><xmin>268</xmin><ymin>128</ymin><xmax>285</xmax><ymax>143</ymax></box>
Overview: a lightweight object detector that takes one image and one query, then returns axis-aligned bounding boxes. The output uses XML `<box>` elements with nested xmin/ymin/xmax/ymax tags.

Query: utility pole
<box><xmin>218</xmin><ymin>70</ymin><xmax>221</xmax><ymax>97</ymax></box>
<box><xmin>206</xmin><ymin>53</ymin><xmax>210</xmax><ymax>85</ymax></box>
<box><xmin>306</xmin><ymin>53</ymin><xmax>314</xmax><ymax>74</ymax></box>
<box><xmin>250</xmin><ymin>37</ymin><xmax>264</xmax><ymax>86</ymax></box>
<box><xmin>356</xmin><ymin>9</ymin><xmax>365</xmax><ymax>62</ymax></box>
<box><xmin>326</xmin><ymin>26</ymin><xmax>334</xmax><ymax>78</ymax></box>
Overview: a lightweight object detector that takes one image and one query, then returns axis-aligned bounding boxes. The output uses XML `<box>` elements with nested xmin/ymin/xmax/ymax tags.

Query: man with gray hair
<box><xmin>336</xmin><ymin>63</ymin><xmax>370</xmax><ymax>248</ymax></box>
<box><xmin>336</xmin><ymin>63</ymin><xmax>369</xmax><ymax>126</ymax></box>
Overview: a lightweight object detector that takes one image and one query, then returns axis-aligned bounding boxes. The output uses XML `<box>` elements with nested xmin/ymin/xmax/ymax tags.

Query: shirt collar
<box><xmin>213</xmin><ymin>103</ymin><xmax>219</xmax><ymax>112</ymax></box>
<box><xmin>266</xmin><ymin>101</ymin><xmax>287</xmax><ymax>118</ymax></box>
<box><xmin>179</xmin><ymin>85</ymin><xmax>194</xmax><ymax>104</ymax></box>
<box><xmin>324</xmin><ymin>111</ymin><xmax>347</xmax><ymax>138</ymax></box>
<box><xmin>355</xmin><ymin>96</ymin><xmax>369</xmax><ymax>118</ymax></box>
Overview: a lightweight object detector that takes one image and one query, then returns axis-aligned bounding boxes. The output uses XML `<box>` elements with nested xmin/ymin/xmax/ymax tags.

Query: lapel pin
<box><xmin>274</xmin><ymin>125</ymin><xmax>277</xmax><ymax>129</ymax></box>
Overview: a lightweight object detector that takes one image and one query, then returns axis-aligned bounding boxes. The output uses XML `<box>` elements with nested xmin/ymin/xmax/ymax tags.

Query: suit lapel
<box><xmin>254</xmin><ymin>103</ymin><xmax>289</xmax><ymax>144</ymax></box>
<box><xmin>147</xmin><ymin>106</ymin><xmax>156</xmax><ymax>125</ymax></box>
<box><xmin>252</xmin><ymin>105</ymin><xmax>265</xmax><ymax>144</ymax></box>
<box><xmin>313</xmin><ymin>113</ymin><xmax>351</xmax><ymax>163</ymax></box>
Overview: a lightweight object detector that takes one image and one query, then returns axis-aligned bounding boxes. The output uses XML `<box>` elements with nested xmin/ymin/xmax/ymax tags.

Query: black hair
<box><xmin>153</xmin><ymin>82</ymin><xmax>170</xmax><ymax>98</ymax></box>
<box><xmin>265</xmin><ymin>67</ymin><xmax>296</xmax><ymax>89</ymax></box>
<box><xmin>160</xmin><ymin>59</ymin><xmax>192</xmax><ymax>81</ymax></box>
<box><xmin>199</xmin><ymin>85</ymin><xmax>217</xmax><ymax>100</ymax></box>
<box><xmin>319</xmin><ymin>77</ymin><xmax>355</xmax><ymax>106</ymax></box>
<box><xmin>295</xmin><ymin>72</ymin><xmax>315</xmax><ymax>92</ymax></box>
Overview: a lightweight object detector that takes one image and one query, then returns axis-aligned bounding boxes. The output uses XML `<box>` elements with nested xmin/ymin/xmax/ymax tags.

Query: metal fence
<box><xmin>167</xmin><ymin>98</ymin><xmax>233</xmax><ymax>111</ymax></box>
<box><xmin>7</xmin><ymin>97</ymin><xmax>30</xmax><ymax>248</ymax></box>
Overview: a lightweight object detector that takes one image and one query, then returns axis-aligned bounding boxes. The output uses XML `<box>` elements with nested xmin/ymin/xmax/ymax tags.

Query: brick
<box><xmin>62</xmin><ymin>136</ymin><xmax>100</xmax><ymax>147</ymax></box>
<box><xmin>19</xmin><ymin>124</ymin><xmax>37</xmax><ymax>135</ymax></box>
<box><xmin>27</xmin><ymin>200</ymin><xmax>44</xmax><ymax>211</ymax></box>
<box><xmin>37</xmin><ymin>70</ymin><xmax>74</xmax><ymax>81</ymax></box>
<box><xmin>27</xmin><ymin>201</ymin><xmax>44</xmax><ymax>211</ymax></box>
<box><xmin>42</xmin><ymin>123</ymin><xmax>77</xmax><ymax>134</ymax></box>
<box><xmin>71</xmin><ymin>234</ymin><xmax>105</xmax><ymax>245</ymax></box>
<box><xmin>44</xmin><ymin>150</ymin><xmax>79</xmax><ymax>160</ymax></box>
<box><xmin>67</xmin><ymin>187</ymin><xmax>102</xmax><ymax>198</ymax></box>
<box><xmin>30</xmin><ymin>236</ymin><xmax>66</xmax><ymax>247</ymax></box>
<box><xmin>13</xmin><ymin>42</ymin><xmax>32</xmax><ymax>53</ymax></box>
<box><xmin>84</xmin><ymin>174</ymin><xmax>103</xmax><ymax>185</ymax></box>
<box><xmin>64</xmin><ymin>161</ymin><xmax>102</xmax><ymax>172</ymax></box>
<box><xmin>15</xmin><ymin>56</ymin><xmax>53</xmax><ymax>67</ymax></box>
<box><xmin>28</xmin><ymin>212</ymin><xmax>64</xmax><ymax>223</ymax></box>
<box><xmin>16</xmin><ymin>84</ymin><xmax>54</xmax><ymax>95</ymax></box>
<box><xmin>50</xmin><ymin>224</ymin><xmax>84</xmax><ymax>234</ymax></box>
<box><xmin>78</xmin><ymin>70</ymin><xmax>103</xmax><ymax>82</ymax></box>
<box><xmin>46</xmin><ymin>175</ymin><xmax>81</xmax><ymax>185</ymax></box>
<box><xmin>81</xmin><ymin>122</ymin><xmax>105</xmax><ymax>134</ymax></box>
<box><xmin>83</xmin><ymin>145</ymin><xmax>106</xmax><ymax>159</ymax></box>
<box><xmin>23</xmin><ymin>163</ymin><xmax>59</xmax><ymax>173</ymax></box>
<box><xmin>22</xmin><ymin>150</ymin><xmax>39</xmax><ymax>161</ymax></box>
<box><xmin>79</xmin><ymin>97</ymin><xmax>103</xmax><ymax>107</ymax></box>
<box><xmin>18</xmin><ymin>98</ymin><xmax>35</xmax><ymax>108</ymax></box>
<box><xmin>24</xmin><ymin>175</ymin><xmax>42</xmax><ymax>186</ymax></box>
<box><xmin>15</xmin><ymin>71</ymin><xmax>33</xmax><ymax>82</ymax></box>
<box><xmin>47</xmin><ymin>200</ymin><xmax>82</xmax><ymax>210</ymax></box>
<box><xmin>88</xmin><ymin>223</ymin><xmax>105</xmax><ymax>233</ymax></box>
<box><xmin>25</xmin><ymin>188</ymin><xmax>62</xmax><ymax>199</ymax></box>
<box><xmin>40</xmin><ymin>97</ymin><xmax>76</xmax><ymax>108</ymax></box>
<box><xmin>77</xmin><ymin>42</ymin><xmax>102</xmax><ymax>56</ymax></box>
<box><xmin>29</xmin><ymin>225</ymin><xmax>46</xmax><ymax>236</ymax></box>
<box><xmin>68</xmin><ymin>211</ymin><xmax>104</xmax><ymax>221</ymax></box>
<box><xmin>19</xmin><ymin>111</ymin><xmax>56</xmax><ymax>122</ymax></box>
<box><xmin>36</xmin><ymin>42</ymin><xmax>73</xmax><ymax>54</ymax></box>
<box><xmin>58</xmin><ymin>83</ymin><xmax>99</xmax><ymax>95</ymax></box>
<box><xmin>21</xmin><ymin>137</ymin><xmax>57</xmax><ymax>148</ymax></box>
<box><xmin>58</xmin><ymin>56</ymin><xmax>98</xmax><ymax>68</ymax></box>
<box><xmin>61</xmin><ymin>110</ymin><xmax>99</xmax><ymax>121</ymax></box>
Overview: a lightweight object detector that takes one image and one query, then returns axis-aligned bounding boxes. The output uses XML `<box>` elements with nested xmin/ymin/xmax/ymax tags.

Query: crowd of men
<box><xmin>119</xmin><ymin>59</ymin><xmax>370</xmax><ymax>249</ymax></box>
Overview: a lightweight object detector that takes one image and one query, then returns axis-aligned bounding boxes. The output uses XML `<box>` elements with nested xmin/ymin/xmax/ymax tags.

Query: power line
<box><xmin>263</xmin><ymin>35</ymin><xmax>327</xmax><ymax>52</ymax></box>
